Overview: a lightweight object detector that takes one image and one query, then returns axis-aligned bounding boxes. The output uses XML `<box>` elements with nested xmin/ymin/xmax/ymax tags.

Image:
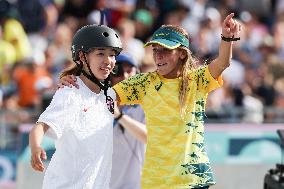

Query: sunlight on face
<box><xmin>85</xmin><ymin>48</ymin><xmax>117</xmax><ymax>80</ymax></box>
<box><xmin>151</xmin><ymin>44</ymin><xmax>183</xmax><ymax>78</ymax></box>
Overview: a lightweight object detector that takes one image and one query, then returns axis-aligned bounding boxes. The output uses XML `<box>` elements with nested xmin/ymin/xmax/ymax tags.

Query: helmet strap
<box><xmin>81</xmin><ymin>69</ymin><xmax>110</xmax><ymax>91</ymax></box>
<box><xmin>82</xmin><ymin>53</ymin><xmax>110</xmax><ymax>90</ymax></box>
<box><xmin>74</xmin><ymin>60</ymin><xmax>84</xmax><ymax>75</ymax></box>
<box><xmin>79</xmin><ymin>53</ymin><xmax>114</xmax><ymax>114</ymax></box>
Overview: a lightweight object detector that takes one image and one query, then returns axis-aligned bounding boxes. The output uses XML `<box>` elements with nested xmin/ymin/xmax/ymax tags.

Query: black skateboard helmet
<box><xmin>71</xmin><ymin>24</ymin><xmax>122</xmax><ymax>61</ymax></box>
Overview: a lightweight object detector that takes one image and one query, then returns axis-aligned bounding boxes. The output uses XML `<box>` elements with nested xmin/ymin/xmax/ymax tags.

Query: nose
<box><xmin>104</xmin><ymin>56</ymin><xmax>114</xmax><ymax>65</ymax></box>
<box><xmin>154</xmin><ymin>53</ymin><xmax>163</xmax><ymax>62</ymax></box>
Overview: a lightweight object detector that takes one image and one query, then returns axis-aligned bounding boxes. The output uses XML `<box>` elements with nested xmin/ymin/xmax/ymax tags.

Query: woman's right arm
<box><xmin>29</xmin><ymin>122</ymin><xmax>49</xmax><ymax>172</ymax></box>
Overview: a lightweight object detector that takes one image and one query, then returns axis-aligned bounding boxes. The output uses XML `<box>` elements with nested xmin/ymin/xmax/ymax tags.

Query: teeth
<box><xmin>158</xmin><ymin>63</ymin><xmax>166</xmax><ymax>66</ymax></box>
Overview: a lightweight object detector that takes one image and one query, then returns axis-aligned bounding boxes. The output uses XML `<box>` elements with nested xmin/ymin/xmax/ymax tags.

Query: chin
<box><xmin>99</xmin><ymin>75</ymin><xmax>109</xmax><ymax>80</ymax></box>
<box><xmin>157</xmin><ymin>69</ymin><xmax>167</xmax><ymax>76</ymax></box>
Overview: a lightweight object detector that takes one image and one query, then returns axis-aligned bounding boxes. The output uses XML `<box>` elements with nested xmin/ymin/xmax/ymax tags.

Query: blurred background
<box><xmin>0</xmin><ymin>0</ymin><xmax>284</xmax><ymax>188</ymax></box>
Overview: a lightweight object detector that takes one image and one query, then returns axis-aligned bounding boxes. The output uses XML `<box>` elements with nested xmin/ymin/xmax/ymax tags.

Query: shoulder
<box><xmin>128</xmin><ymin>72</ymin><xmax>152</xmax><ymax>81</ymax></box>
<box><xmin>121</xmin><ymin>72</ymin><xmax>157</xmax><ymax>84</ymax></box>
<box><xmin>53</xmin><ymin>86</ymin><xmax>80</xmax><ymax>103</ymax></box>
<box><xmin>188</xmin><ymin>65</ymin><xmax>208</xmax><ymax>80</ymax></box>
<box><xmin>55</xmin><ymin>85</ymin><xmax>78</xmax><ymax>96</ymax></box>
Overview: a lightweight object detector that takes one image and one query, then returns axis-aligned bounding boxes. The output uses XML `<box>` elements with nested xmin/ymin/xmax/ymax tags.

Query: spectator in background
<box><xmin>17</xmin><ymin>0</ymin><xmax>59</xmax><ymax>58</ymax></box>
<box><xmin>0</xmin><ymin>0</ymin><xmax>32</xmax><ymax>63</ymax></box>
<box><xmin>0</xmin><ymin>25</ymin><xmax>16</xmax><ymax>89</ymax></box>
<box><xmin>133</xmin><ymin>9</ymin><xmax>153</xmax><ymax>42</ymax></box>
<box><xmin>116</xmin><ymin>18</ymin><xmax>145</xmax><ymax>65</ymax></box>
<box><xmin>273</xmin><ymin>14</ymin><xmax>284</xmax><ymax>61</ymax></box>
<box><xmin>0</xmin><ymin>84</ymin><xmax>3</xmax><ymax>108</ymax></box>
<box><xmin>61</xmin><ymin>0</ymin><xmax>93</xmax><ymax>24</ymax></box>
<box><xmin>0</xmin><ymin>25</ymin><xmax>16</xmax><ymax>68</ymax></box>
<box><xmin>44</xmin><ymin>23</ymin><xmax>73</xmax><ymax>81</ymax></box>
<box><xmin>110</xmin><ymin>53</ymin><xmax>146</xmax><ymax>189</ymax></box>
<box><xmin>106</xmin><ymin>0</ymin><xmax>137</xmax><ymax>28</ymax></box>
<box><xmin>12</xmin><ymin>54</ymin><xmax>51</xmax><ymax>110</ymax></box>
<box><xmin>17</xmin><ymin>0</ymin><xmax>58</xmax><ymax>35</ymax></box>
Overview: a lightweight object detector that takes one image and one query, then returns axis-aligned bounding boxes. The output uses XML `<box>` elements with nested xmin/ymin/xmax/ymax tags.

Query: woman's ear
<box><xmin>179</xmin><ymin>49</ymin><xmax>187</xmax><ymax>60</ymax></box>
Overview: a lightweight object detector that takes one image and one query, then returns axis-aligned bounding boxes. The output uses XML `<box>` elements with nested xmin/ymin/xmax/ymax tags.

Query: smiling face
<box><xmin>152</xmin><ymin>44</ymin><xmax>186</xmax><ymax>79</ymax></box>
<box><xmin>81</xmin><ymin>48</ymin><xmax>117</xmax><ymax>80</ymax></box>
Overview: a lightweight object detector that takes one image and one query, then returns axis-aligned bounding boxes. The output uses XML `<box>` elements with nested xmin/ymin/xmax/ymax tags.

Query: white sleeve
<box><xmin>37</xmin><ymin>88</ymin><xmax>71</xmax><ymax>140</ymax></box>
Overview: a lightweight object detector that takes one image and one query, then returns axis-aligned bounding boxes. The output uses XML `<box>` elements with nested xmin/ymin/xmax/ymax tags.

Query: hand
<box><xmin>31</xmin><ymin>147</ymin><xmax>47</xmax><ymax>172</ymax></box>
<box><xmin>57</xmin><ymin>75</ymin><xmax>79</xmax><ymax>89</ymax></box>
<box><xmin>222</xmin><ymin>13</ymin><xmax>241</xmax><ymax>39</ymax></box>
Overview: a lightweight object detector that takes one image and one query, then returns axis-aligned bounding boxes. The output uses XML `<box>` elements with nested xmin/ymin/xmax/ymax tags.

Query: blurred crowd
<box><xmin>1</xmin><ymin>0</ymin><xmax>284</xmax><ymax>124</ymax></box>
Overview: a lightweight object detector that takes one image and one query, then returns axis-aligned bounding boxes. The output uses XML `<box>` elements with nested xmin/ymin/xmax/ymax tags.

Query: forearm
<box><xmin>209</xmin><ymin>40</ymin><xmax>233</xmax><ymax>79</ymax></box>
<box><xmin>217</xmin><ymin>39</ymin><xmax>233</xmax><ymax>67</ymax></box>
<box><xmin>117</xmin><ymin>115</ymin><xmax>147</xmax><ymax>144</ymax></box>
<box><xmin>209</xmin><ymin>13</ymin><xmax>241</xmax><ymax>79</ymax></box>
<box><xmin>29</xmin><ymin>123</ymin><xmax>49</xmax><ymax>150</ymax></box>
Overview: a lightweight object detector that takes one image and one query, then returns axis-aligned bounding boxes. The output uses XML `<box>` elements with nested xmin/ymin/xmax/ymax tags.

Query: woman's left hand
<box><xmin>222</xmin><ymin>13</ymin><xmax>241</xmax><ymax>39</ymax></box>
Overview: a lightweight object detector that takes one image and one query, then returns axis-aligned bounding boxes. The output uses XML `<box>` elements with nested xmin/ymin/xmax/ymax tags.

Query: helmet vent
<box><xmin>115</xmin><ymin>34</ymin><xmax>119</xmax><ymax>38</ymax></box>
<box><xmin>102</xmin><ymin>32</ymin><xmax>109</xmax><ymax>37</ymax></box>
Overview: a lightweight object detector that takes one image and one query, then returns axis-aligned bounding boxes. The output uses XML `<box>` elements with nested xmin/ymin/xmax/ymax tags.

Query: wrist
<box><xmin>114</xmin><ymin>111</ymin><xmax>124</xmax><ymax>121</ymax></box>
<box><xmin>221</xmin><ymin>34</ymin><xmax>240</xmax><ymax>42</ymax></box>
<box><xmin>30</xmin><ymin>146</ymin><xmax>41</xmax><ymax>153</ymax></box>
<box><xmin>29</xmin><ymin>141</ymin><xmax>40</xmax><ymax>148</ymax></box>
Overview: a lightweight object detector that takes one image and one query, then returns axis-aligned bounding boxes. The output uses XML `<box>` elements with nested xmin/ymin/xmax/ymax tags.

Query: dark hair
<box><xmin>60</xmin><ymin>64</ymin><xmax>81</xmax><ymax>79</ymax></box>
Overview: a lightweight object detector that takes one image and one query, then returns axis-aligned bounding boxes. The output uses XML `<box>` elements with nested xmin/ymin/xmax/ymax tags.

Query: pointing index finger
<box><xmin>224</xmin><ymin>13</ymin><xmax>235</xmax><ymax>24</ymax></box>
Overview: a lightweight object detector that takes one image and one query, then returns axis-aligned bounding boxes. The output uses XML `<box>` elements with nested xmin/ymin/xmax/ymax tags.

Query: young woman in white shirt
<box><xmin>29</xmin><ymin>24</ymin><xmax>122</xmax><ymax>189</ymax></box>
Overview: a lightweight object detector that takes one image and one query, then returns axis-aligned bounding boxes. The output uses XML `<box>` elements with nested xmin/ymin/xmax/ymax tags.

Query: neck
<box><xmin>79</xmin><ymin>75</ymin><xmax>101</xmax><ymax>94</ymax></box>
<box><xmin>163</xmin><ymin>63</ymin><xmax>183</xmax><ymax>79</ymax></box>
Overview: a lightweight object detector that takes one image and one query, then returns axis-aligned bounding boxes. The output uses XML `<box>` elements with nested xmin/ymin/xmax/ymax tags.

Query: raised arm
<box><xmin>29</xmin><ymin>122</ymin><xmax>49</xmax><ymax>172</ymax></box>
<box><xmin>209</xmin><ymin>13</ymin><xmax>242</xmax><ymax>79</ymax></box>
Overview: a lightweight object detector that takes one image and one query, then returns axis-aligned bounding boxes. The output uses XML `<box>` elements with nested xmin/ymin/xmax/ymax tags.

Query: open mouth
<box><xmin>157</xmin><ymin>63</ymin><xmax>167</xmax><ymax>67</ymax></box>
<box><xmin>100</xmin><ymin>67</ymin><xmax>110</xmax><ymax>72</ymax></box>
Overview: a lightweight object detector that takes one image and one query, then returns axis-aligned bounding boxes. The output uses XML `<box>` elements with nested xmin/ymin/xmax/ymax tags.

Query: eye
<box><xmin>97</xmin><ymin>52</ymin><xmax>104</xmax><ymax>56</ymax></box>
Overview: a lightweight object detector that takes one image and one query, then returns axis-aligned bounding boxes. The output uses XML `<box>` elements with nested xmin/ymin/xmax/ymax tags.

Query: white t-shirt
<box><xmin>37</xmin><ymin>77</ymin><xmax>115</xmax><ymax>189</ymax></box>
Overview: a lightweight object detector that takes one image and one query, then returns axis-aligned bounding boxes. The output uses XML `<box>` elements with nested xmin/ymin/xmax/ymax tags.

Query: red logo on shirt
<box><xmin>83</xmin><ymin>106</ymin><xmax>90</xmax><ymax>112</ymax></box>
